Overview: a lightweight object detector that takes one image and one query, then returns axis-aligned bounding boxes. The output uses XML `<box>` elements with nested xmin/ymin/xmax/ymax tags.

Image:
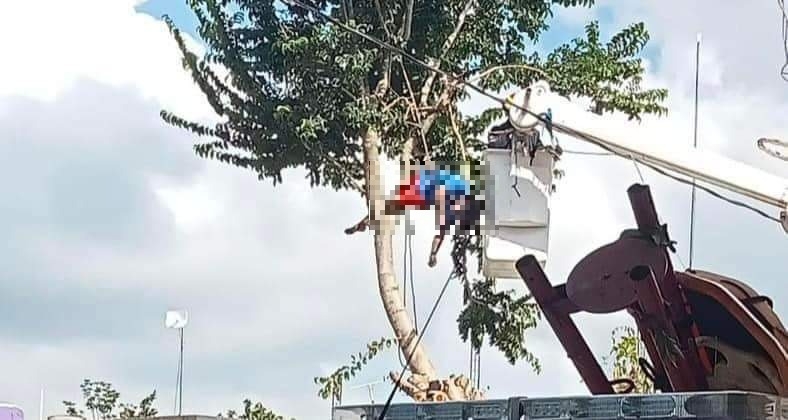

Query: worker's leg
<box><xmin>345</xmin><ymin>170</ymin><xmax>424</xmax><ymax>235</ymax></box>
<box><xmin>433</xmin><ymin>185</ymin><xmax>448</xmax><ymax>229</ymax></box>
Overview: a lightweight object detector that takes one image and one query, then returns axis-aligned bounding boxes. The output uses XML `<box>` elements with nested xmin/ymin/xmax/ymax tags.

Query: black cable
<box><xmin>562</xmin><ymin>149</ymin><xmax>614</xmax><ymax>156</ymax></box>
<box><xmin>283</xmin><ymin>0</ymin><xmax>783</xmax><ymax>229</ymax></box>
<box><xmin>554</xmin><ymin>123</ymin><xmax>784</xmax><ymax>223</ymax></box>
<box><xmin>377</xmin><ymin>270</ymin><xmax>455</xmax><ymax>420</ymax></box>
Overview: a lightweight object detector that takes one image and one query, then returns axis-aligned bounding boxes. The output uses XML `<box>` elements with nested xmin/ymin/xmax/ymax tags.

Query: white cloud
<box><xmin>0</xmin><ymin>0</ymin><xmax>211</xmax><ymax>122</ymax></box>
<box><xmin>0</xmin><ymin>1</ymin><xmax>786</xmax><ymax>420</ymax></box>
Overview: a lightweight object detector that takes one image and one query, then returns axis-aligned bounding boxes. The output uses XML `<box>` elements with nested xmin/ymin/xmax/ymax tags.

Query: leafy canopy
<box><xmin>62</xmin><ymin>379</ymin><xmax>158</xmax><ymax>420</ymax></box>
<box><xmin>164</xmin><ymin>0</ymin><xmax>668</xmax><ymax>369</ymax></box>
<box><xmin>163</xmin><ymin>0</ymin><xmax>666</xmax><ymax>191</ymax></box>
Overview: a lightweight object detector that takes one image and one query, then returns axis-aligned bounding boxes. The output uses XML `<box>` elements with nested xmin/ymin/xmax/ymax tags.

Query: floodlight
<box><xmin>165</xmin><ymin>310</ymin><xmax>189</xmax><ymax>329</ymax></box>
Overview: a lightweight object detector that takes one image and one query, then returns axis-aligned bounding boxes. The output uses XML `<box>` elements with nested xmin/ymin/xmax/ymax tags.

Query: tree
<box><xmin>62</xmin><ymin>379</ymin><xmax>159</xmax><ymax>420</ymax></box>
<box><xmin>218</xmin><ymin>399</ymin><xmax>294</xmax><ymax>420</ymax></box>
<box><xmin>162</xmin><ymin>0</ymin><xmax>668</xmax><ymax>401</ymax></box>
<box><xmin>604</xmin><ymin>326</ymin><xmax>654</xmax><ymax>394</ymax></box>
<box><xmin>313</xmin><ymin>337</ymin><xmax>396</xmax><ymax>405</ymax></box>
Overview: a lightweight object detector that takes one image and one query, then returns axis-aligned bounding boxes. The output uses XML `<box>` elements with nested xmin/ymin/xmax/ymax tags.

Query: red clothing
<box><xmin>393</xmin><ymin>171</ymin><xmax>428</xmax><ymax>209</ymax></box>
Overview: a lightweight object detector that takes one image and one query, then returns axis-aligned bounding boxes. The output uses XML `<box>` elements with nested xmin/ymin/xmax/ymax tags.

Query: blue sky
<box><xmin>136</xmin><ymin>0</ymin><xmax>661</xmax><ymax>71</ymax></box>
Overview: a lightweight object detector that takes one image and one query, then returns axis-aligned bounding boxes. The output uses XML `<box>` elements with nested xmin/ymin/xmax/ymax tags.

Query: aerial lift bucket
<box><xmin>481</xmin><ymin>119</ymin><xmax>556</xmax><ymax>280</ymax></box>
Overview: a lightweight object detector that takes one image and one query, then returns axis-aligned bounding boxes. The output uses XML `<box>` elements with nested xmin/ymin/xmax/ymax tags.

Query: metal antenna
<box><xmin>166</xmin><ymin>310</ymin><xmax>189</xmax><ymax>416</ymax></box>
<box><xmin>689</xmin><ymin>33</ymin><xmax>702</xmax><ymax>269</ymax></box>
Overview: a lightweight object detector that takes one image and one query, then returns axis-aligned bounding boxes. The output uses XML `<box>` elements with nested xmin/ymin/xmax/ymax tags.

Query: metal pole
<box><xmin>178</xmin><ymin>328</ymin><xmax>184</xmax><ymax>416</ymax></box>
<box><xmin>689</xmin><ymin>33</ymin><xmax>701</xmax><ymax>268</ymax></box>
<box><xmin>39</xmin><ymin>388</ymin><xmax>44</xmax><ymax>420</ymax></box>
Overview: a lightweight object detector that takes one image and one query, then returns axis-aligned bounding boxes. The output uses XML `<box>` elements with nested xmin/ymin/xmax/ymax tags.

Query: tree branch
<box><xmin>398</xmin><ymin>59</ymin><xmax>430</xmax><ymax>156</ymax></box>
<box><xmin>400</xmin><ymin>0</ymin><xmax>415</xmax><ymax>45</ymax></box>
<box><xmin>448</xmin><ymin>106</ymin><xmax>468</xmax><ymax>161</ymax></box>
<box><xmin>419</xmin><ymin>0</ymin><xmax>476</xmax><ymax>105</ymax></box>
<box><xmin>373</xmin><ymin>0</ymin><xmax>392</xmax><ymax>39</ymax></box>
<box><xmin>468</xmin><ymin>64</ymin><xmax>552</xmax><ymax>83</ymax></box>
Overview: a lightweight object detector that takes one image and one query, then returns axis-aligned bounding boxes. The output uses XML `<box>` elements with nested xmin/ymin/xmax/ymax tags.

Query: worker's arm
<box><xmin>428</xmin><ymin>233</ymin><xmax>445</xmax><ymax>267</ymax></box>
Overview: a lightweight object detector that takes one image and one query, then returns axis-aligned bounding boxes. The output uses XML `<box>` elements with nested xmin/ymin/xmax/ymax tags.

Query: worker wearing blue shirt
<box><xmin>345</xmin><ymin>162</ymin><xmax>482</xmax><ymax>267</ymax></box>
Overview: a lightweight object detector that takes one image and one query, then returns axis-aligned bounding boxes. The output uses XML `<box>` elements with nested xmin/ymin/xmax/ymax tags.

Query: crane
<box><xmin>503</xmin><ymin>80</ymin><xmax>788</xmax><ymax>234</ymax></box>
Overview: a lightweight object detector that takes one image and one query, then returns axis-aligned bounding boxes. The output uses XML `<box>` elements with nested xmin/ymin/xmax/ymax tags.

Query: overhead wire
<box><xmin>281</xmin><ymin>0</ymin><xmax>782</xmax><ymax>229</ymax></box>
<box><xmin>378</xmin><ymin>268</ymin><xmax>456</xmax><ymax>420</ymax></box>
<box><xmin>279</xmin><ymin>1</ymin><xmax>786</xmax><ymax>414</ymax></box>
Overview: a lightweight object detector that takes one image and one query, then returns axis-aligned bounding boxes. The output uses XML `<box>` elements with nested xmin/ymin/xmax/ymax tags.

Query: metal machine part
<box><xmin>505</xmin><ymin>81</ymin><xmax>788</xmax><ymax>233</ymax></box>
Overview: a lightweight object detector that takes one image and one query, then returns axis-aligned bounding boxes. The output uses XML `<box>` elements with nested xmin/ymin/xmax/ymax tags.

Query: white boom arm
<box><xmin>505</xmin><ymin>81</ymin><xmax>788</xmax><ymax>233</ymax></box>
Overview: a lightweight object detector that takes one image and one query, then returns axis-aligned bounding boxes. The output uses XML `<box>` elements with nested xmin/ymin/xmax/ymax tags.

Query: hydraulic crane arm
<box><xmin>504</xmin><ymin>81</ymin><xmax>788</xmax><ymax>234</ymax></box>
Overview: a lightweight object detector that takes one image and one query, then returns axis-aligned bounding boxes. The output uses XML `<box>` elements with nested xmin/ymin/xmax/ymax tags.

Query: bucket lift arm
<box><xmin>504</xmin><ymin>81</ymin><xmax>788</xmax><ymax>233</ymax></box>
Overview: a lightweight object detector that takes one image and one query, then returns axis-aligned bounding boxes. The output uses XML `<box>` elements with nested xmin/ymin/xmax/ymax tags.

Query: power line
<box><xmin>377</xmin><ymin>269</ymin><xmax>455</xmax><ymax>420</ymax></box>
<box><xmin>281</xmin><ymin>0</ymin><xmax>783</xmax><ymax>229</ymax></box>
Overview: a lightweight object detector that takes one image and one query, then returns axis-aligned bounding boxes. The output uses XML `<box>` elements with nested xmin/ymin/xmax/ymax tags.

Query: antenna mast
<box><xmin>689</xmin><ymin>33</ymin><xmax>701</xmax><ymax>268</ymax></box>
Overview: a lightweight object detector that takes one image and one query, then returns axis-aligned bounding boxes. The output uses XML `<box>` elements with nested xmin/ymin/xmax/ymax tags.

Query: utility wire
<box><xmin>281</xmin><ymin>0</ymin><xmax>783</xmax><ymax>229</ymax></box>
<box><xmin>562</xmin><ymin>149</ymin><xmax>614</xmax><ymax>156</ymax></box>
<box><xmin>398</xmin><ymin>231</ymin><xmax>419</xmax><ymax>370</ymax></box>
<box><xmin>377</xmin><ymin>269</ymin><xmax>455</xmax><ymax>420</ymax></box>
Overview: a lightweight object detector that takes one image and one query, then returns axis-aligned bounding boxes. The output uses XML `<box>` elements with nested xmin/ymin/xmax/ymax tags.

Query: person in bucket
<box><xmin>345</xmin><ymin>161</ymin><xmax>483</xmax><ymax>267</ymax></box>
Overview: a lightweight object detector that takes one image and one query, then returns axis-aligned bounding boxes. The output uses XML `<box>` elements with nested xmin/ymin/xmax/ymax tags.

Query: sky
<box><xmin>0</xmin><ymin>0</ymin><xmax>787</xmax><ymax>419</ymax></box>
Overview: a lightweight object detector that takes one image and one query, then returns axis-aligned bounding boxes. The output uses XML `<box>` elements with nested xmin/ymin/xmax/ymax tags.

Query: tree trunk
<box><xmin>362</xmin><ymin>128</ymin><xmax>438</xmax><ymax>380</ymax></box>
<box><xmin>360</xmin><ymin>129</ymin><xmax>484</xmax><ymax>402</ymax></box>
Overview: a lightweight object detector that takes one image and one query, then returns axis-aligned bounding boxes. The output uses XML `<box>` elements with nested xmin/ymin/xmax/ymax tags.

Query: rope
<box><xmin>397</xmin><ymin>224</ymin><xmax>419</xmax><ymax>370</ymax></box>
<box><xmin>408</xmin><ymin>235</ymin><xmax>418</xmax><ymax>332</ymax></box>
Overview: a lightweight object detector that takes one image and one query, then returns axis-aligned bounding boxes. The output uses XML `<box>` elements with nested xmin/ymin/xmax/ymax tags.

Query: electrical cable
<box><xmin>377</xmin><ymin>269</ymin><xmax>456</xmax><ymax>420</ymax></box>
<box><xmin>408</xmin><ymin>234</ymin><xmax>418</xmax><ymax>332</ymax></box>
<box><xmin>277</xmin><ymin>4</ymin><xmax>786</xmax><ymax>413</ymax></box>
<box><xmin>553</xmin><ymin>124</ymin><xmax>784</xmax><ymax>223</ymax></box>
<box><xmin>282</xmin><ymin>0</ymin><xmax>783</xmax><ymax>229</ymax></box>
<box><xmin>397</xmin><ymin>230</ymin><xmax>420</xmax><ymax>370</ymax></box>
<box><xmin>562</xmin><ymin>149</ymin><xmax>614</xmax><ymax>156</ymax></box>
<box><xmin>397</xmin><ymin>233</ymin><xmax>409</xmax><ymax>370</ymax></box>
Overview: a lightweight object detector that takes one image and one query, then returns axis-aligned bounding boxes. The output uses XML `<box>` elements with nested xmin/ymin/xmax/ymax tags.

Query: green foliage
<box><xmin>164</xmin><ymin>0</ymin><xmax>669</xmax><ymax>370</ymax></box>
<box><xmin>603</xmin><ymin>326</ymin><xmax>654</xmax><ymax>393</ymax></box>
<box><xmin>457</xmin><ymin>278</ymin><xmax>542</xmax><ymax>372</ymax></box>
<box><xmin>62</xmin><ymin>379</ymin><xmax>158</xmax><ymax>420</ymax></box>
<box><xmin>164</xmin><ymin>0</ymin><xmax>667</xmax><ymax>190</ymax></box>
<box><xmin>218</xmin><ymin>399</ymin><xmax>294</xmax><ymax>420</ymax></box>
<box><xmin>313</xmin><ymin>337</ymin><xmax>396</xmax><ymax>403</ymax></box>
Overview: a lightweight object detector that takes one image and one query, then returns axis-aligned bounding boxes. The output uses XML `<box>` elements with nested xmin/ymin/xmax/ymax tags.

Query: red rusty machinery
<box><xmin>515</xmin><ymin>183</ymin><xmax>788</xmax><ymax>396</ymax></box>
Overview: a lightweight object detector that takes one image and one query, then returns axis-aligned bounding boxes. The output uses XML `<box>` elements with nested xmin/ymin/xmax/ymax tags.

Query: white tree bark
<box><xmin>362</xmin><ymin>128</ymin><xmax>438</xmax><ymax>380</ymax></box>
